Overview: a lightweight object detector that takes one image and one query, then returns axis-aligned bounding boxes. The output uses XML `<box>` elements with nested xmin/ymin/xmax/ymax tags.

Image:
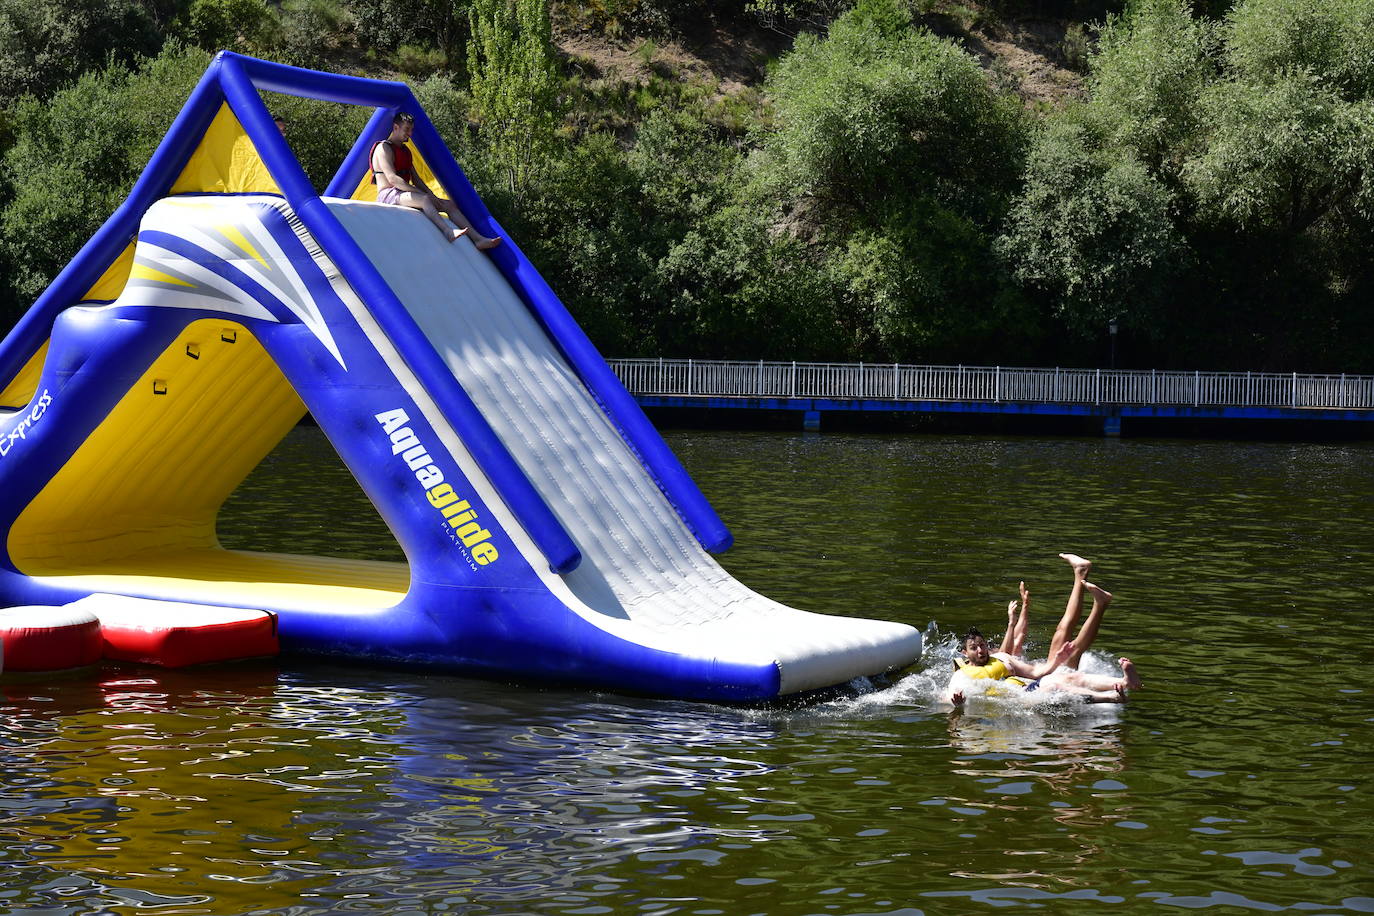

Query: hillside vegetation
<box><xmin>0</xmin><ymin>0</ymin><xmax>1369</xmax><ymax>371</ymax></box>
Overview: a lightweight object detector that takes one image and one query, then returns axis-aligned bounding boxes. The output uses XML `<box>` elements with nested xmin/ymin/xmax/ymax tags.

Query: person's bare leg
<box><xmin>1044</xmin><ymin>655</ymin><xmax>1138</xmax><ymax>696</ymax></box>
<box><xmin>1045</xmin><ymin>668</ymin><xmax>1122</xmax><ymax>693</ymax></box>
<box><xmin>436</xmin><ymin>198</ymin><xmax>502</xmax><ymax>250</ymax></box>
<box><xmin>1066</xmin><ymin>582</ymin><xmax>1112</xmax><ymax>668</ymax></box>
<box><xmin>1048</xmin><ymin>554</ymin><xmax>1091</xmax><ymax>664</ymax></box>
<box><xmin>1038</xmin><ymin>676</ymin><xmax>1126</xmax><ymax>703</ymax></box>
<box><xmin>399</xmin><ymin>191</ymin><xmax>466</xmax><ymax>241</ymax></box>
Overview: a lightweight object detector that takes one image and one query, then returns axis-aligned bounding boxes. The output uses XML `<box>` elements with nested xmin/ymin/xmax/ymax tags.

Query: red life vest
<box><xmin>370</xmin><ymin>140</ymin><xmax>415</xmax><ymax>185</ymax></box>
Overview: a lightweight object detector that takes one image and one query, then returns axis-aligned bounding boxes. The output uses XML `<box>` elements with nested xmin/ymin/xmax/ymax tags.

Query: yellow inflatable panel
<box><xmin>83</xmin><ymin>241</ymin><xmax>137</xmax><ymax>302</ymax></box>
<box><xmin>29</xmin><ymin>551</ymin><xmax>408</xmax><ymax>609</ymax></box>
<box><xmin>9</xmin><ymin>318</ymin><xmax>410</xmax><ymax>607</ymax></box>
<box><xmin>171</xmin><ymin>104</ymin><xmax>280</xmax><ymax>195</ymax></box>
<box><xmin>3</xmin><ymin>242</ymin><xmax>135</xmax><ymax>409</ymax></box>
<box><xmin>0</xmin><ymin>341</ymin><xmax>48</xmax><ymax>408</ymax></box>
<box><xmin>10</xmin><ymin>319</ymin><xmax>306</xmax><ymax>570</ymax></box>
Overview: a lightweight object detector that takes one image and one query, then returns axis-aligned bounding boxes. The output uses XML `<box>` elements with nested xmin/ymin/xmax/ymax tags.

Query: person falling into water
<box><xmin>370</xmin><ymin>112</ymin><xmax>501</xmax><ymax>250</ymax></box>
<box><xmin>946</xmin><ymin>553</ymin><xmax>1143</xmax><ymax>705</ymax></box>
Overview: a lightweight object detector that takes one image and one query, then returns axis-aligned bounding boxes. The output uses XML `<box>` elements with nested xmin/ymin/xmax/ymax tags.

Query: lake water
<box><xmin>3</xmin><ymin>427</ymin><xmax>1371</xmax><ymax>915</ymax></box>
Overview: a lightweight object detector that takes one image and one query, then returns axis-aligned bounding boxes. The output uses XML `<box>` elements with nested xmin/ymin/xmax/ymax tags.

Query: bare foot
<box><xmin>448</xmin><ymin>227</ymin><xmax>469</xmax><ymax>243</ymax></box>
<box><xmin>1084</xmin><ymin>581</ymin><xmax>1113</xmax><ymax>607</ymax></box>
<box><xmin>1059</xmin><ymin>553</ymin><xmax>1092</xmax><ymax>577</ymax></box>
<box><xmin>475</xmin><ymin>236</ymin><xmax>502</xmax><ymax>251</ymax></box>
<box><xmin>1119</xmin><ymin>657</ymin><xmax>1142</xmax><ymax>690</ymax></box>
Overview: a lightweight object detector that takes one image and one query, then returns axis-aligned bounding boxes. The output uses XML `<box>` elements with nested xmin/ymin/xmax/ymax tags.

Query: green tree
<box><xmin>1185</xmin><ymin>0</ymin><xmax>1374</xmax><ymax>231</ymax></box>
<box><xmin>181</xmin><ymin>0</ymin><xmax>276</xmax><ymax>51</ymax></box>
<box><xmin>1224</xmin><ymin>0</ymin><xmax>1374</xmax><ymax>96</ymax></box>
<box><xmin>998</xmin><ymin>115</ymin><xmax>1190</xmax><ymax>335</ymax></box>
<box><xmin>1086</xmin><ymin>0</ymin><xmax>1219</xmax><ymax>178</ymax></box>
<box><xmin>0</xmin><ymin>0</ymin><xmax>163</xmax><ymax>100</ymax></box>
<box><xmin>1177</xmin><ymin>0</ymin><xmax>1374</xmax><ymax>369</ymax></box>
<box><xmin>1186</xmin><ymin>74</ymin><xmax>1373</xmax><ymax>232</ymax></box>
<box><xmin>761</xmin><ymin>4</ymin><xmax>1026</xmax><ymax>224</ymax></box>
<box><xmin>999</xmin><ymin>0</ymin><xmax>1373</xmax><ymax>370</ymax></box>
<box><xmin>755</xmin><ymin>0</ymin><xmax>1031</xmax><ymax>361</ymax></box>
<box><xmin>630</xmin><ymin>111</ymin><xmax>789</xmax><ymax>356</ymax></box>
<box><xmin>269</xmin><ymin>0</ymin><xmax>357</xmax><ymax>69</ymax></box>
<box><xmin>515</xmin><ymin>132</ymin><xmax>658</xmax><ymax>355</ymax></box>
<box><xmin>508</xmin><ymin>105</ymin><xmax>851</xmax><ymax>360</ymax></box>
<box><xmin>352</xmin><ymin>0</ymin><xmax>472</xmax><ymax>60</ymax></box>
<box><xmin>467</xmin><ymin>0</ymin><xmax>561</xmax><ymax>197</ymax></box>
<box><xmin>0</xmin><ymin>46</ymin><xmax>211</xmax><ymax>316</ymax></box>
<box><xmin>997</xmin><ymin>0</ymin><xmax>1211</xmax><ymax>356</ymax></box>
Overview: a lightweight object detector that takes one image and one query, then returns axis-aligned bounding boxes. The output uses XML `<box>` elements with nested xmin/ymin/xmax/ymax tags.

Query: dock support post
<box><xmin>1103</xmin><ymin>411</ymin><xmax>1122</xmax><ymax>437</ymax></box>
<box><xmin>803</xmin><ymin>409</ymin><xmax>821</xmax><ymax>432</ymax></box>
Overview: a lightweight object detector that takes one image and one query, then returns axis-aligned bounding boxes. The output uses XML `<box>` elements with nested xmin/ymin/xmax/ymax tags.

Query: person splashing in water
<box><xmin>370</xmin><ymin>112</ymin><xmax>502</xmax><ymax>250</ymax></box>
<box><xmin>946</xmin><ymin>553</ymin><xmax>1143</xmax><ymax>705</ymax></box>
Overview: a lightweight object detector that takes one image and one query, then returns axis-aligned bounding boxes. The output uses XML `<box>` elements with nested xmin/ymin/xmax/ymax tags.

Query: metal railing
<box><xmin>608</xmin><ymin>359</ymin><xmax>1374</xmax><ymax>411</ymax></box>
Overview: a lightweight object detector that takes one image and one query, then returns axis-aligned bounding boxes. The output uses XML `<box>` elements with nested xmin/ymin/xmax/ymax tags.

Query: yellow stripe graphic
<box><xmin>220</xmin><ymin>224</ymin><xmax>269</xmax><ymax>270</ymax></box>
<box><xmin>130</xmin><ymin>262</ymin><xmax>196</xmax><ymax>288</ymax></box>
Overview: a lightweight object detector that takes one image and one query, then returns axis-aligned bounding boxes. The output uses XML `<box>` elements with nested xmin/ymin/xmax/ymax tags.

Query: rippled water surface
<box><xmin>3</xmin><ymin>428</ymin><xmax>1371</xmax><ymax>915</ymax></box>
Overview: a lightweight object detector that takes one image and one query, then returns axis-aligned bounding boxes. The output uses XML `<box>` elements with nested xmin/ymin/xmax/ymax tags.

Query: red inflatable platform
<box><xmin>0</xmin><ymin>605</ymin><xmax>104</xmax><ymax>672</ymax></box>
<box><xmin>72</xmin><ymin>595</ymin><xmax>279</xmax><ymax>668</ymax></box>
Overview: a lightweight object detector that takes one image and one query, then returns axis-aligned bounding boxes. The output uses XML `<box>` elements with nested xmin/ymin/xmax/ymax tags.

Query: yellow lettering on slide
<box><xmin>375</xmin><ymin>409</ymin><xmax>499</xmax><ymax>566</ymax></box>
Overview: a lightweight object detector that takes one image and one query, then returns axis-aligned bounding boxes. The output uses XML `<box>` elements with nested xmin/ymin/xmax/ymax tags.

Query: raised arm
<box><xmin>1011</xmin><ymin>581</ymin><xmax>1030</xmax><ymax>656</ymax></box>
<box><xmin>998</xmin><ymin>598</ymin><xmax>1019</xmax><ymax>656</ymax></box>
<box><xmin>999</xmin><ymin>581</ymin><xmax>1032</xmax><ymax>657</ymax></box>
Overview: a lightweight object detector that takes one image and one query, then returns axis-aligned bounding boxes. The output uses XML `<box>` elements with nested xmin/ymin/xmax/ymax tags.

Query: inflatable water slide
<box><xmin>0</xmin><ymin>53</ymin><xmax>921</xmax><ymax>699</ymax></box>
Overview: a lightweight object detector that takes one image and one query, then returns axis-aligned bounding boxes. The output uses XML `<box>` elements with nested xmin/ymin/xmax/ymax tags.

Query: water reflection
<box><xmin>2</xmin><ymin>663</ymin><xmax>804</xmax><ymax>913</ymax></box>
<box><xmin>4</xmin><ymin>430</ymin><xmax>1372</xmax><ymax>914</ymax></box>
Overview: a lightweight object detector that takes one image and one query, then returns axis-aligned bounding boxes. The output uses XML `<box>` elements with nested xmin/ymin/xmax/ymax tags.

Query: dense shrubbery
<box><xmin>0</xmin><ymin>0</ymin><xmax>1368</xmax><ymax>371</ymax></box>
<box><xmin>0</xmin><ymin>46</ymin><xmax>211</xmax><ymax>308</ymax></box>
<box><xmin>557</xmin><ymin>0</ymin><xmax>757</xmax><ymax>39</ymax></box>
<box><xmin>352</xmin><ymin>0</ymin><xmax>472</xmax><ymax>60</ymax></box>
<box><xmin>0</xmin><ymin>0</ymin><xmax>163</xmax><ymax>100</ymax></box>
<box><xmin>1000</xmin><ymin>0</ymin><xmax>1374</xmax><ymax>369</ymax></box>
<box><xmin>753</xmin><ymin>0</ymin><xmax>1035</xmax><ymax>360</ymax></box>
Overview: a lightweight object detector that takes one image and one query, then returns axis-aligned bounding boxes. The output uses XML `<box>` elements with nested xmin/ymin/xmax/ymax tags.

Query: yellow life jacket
<box><xmin>955</xmin><ymin>656</ymin><xmax>1030</xmax><ymax>688</ymax></box>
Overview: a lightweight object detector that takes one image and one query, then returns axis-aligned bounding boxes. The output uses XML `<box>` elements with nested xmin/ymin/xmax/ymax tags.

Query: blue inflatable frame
<box><xmin>0</xmin><ymin>52</ymin><xmax>730</xmax><ymax>572</ymax></box>
<box><xmin>0</xmin><ymin>53</ymin><xmax>926</xmax><ymax>700</ymax></box>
